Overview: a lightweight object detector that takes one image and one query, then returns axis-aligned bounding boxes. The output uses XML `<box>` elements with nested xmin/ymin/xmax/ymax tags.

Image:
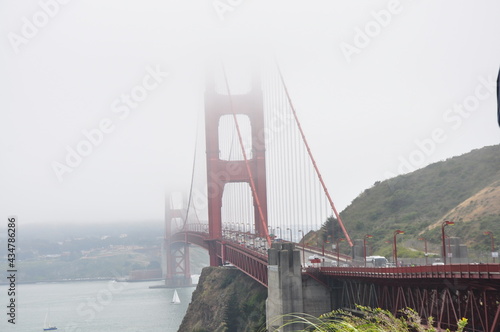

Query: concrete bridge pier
<box><xmin>266</xmin><ymin>243</ymin><xmax>332</xmax><ymax>331</ymax></box>
<box><xmin>266</xmin><ymin>242</ymin><xmax>304</xmax><ymax>331</ymax></box>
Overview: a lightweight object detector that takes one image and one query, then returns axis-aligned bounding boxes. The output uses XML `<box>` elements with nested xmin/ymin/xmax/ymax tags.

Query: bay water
<box><xmin>0</xmin><ymin>280</ymin><xmax>196</xmax><ymax>332</ymax></box>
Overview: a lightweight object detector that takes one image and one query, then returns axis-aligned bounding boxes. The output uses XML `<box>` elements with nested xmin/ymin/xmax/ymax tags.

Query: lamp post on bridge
<box><xmin>247</xmin><ymin>223</ymin><xmax>251</xmax><ymax>245</ymax></box>
<box><xmin>484</xmin><ymin>231</ymin><xmax>496</xmax><ymax>263</ymax></box>
<box><xmin>363</xmin><ymin>234</ymin><xmax>373</xmax><ymax>267</ymax></box>
<box><xmin>287</xmin><ymin>227</ymin><xmax>292</xmax><ymax>242</ymax></box>
<box><xmin>239</xmin><ymin>222</ymin><xmax>245</xmax><ymax>244</ymax></box>
<box><xmin>445</xmin><ymin>235</ymin><xmax>452</xmax><ymax>264</ymax></box>
<box><xmin>393</xmin><ymin>230</ymin><xmax>404</xmax><ymax>267</ymax></box>
<box><xmin>268</xmin><ymin>226</ymin><xmax>274</xmax><ymax>242</ymax></box>
<box><xmin>336</xmin><ymin>238</ymin><xmax>345</xmax><ymax>267</ymax></box>
<box><xmin>441</xmin><ymin>220</ymin><xmax>454</xmax><ymax>265</ymax></box>
<box><xmin>418</xmin><ymin>237</ymin><xmax>428</xmax><ymax>265</ymax></box>
<box><xmin>276</xmin><ymin>226</ymin><xmax>282</xmax><ymax>240</ymax></box>
<box><xmin>298</xmin><ymin>230</ymin><xmax>304</xmax><ymax>266</ymax></box>
<box><xmin>324</xmin><ymin>235</ymin><xmax>332</xmax><ymax>260</ymax></box>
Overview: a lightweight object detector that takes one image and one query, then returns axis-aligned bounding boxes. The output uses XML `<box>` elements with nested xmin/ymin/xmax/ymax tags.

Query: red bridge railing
<box><xmin>170</xmin><ymin>230</ymin><xmax>269</xmax><ymax>286</ymax></box>
<box><xmin>320</xmin><ymin>264</ymin><xmax>500</xmax><ymax>279</ymax></box>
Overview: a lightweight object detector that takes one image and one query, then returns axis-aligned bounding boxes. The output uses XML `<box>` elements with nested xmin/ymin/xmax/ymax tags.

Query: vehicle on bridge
<box><xmin>308</xmin><ymin>255</ymin><xmax>322</xmax><ymax>267</ymax></box>
<box><xmin>431</xmin><ymin>261</ymin><xmax>444</xmax><ymax>266</ymax></box>
<box><xmin>365</xmin><ymin>255</ymin><xmax>388</xmax><ymax>267</ymax></box>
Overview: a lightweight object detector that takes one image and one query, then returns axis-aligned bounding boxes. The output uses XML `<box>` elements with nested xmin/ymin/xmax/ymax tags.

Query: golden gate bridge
<box><xmin>164</xmin><ymin>61</ymin><xmax>500</xmax><ymax>332</ymax></box>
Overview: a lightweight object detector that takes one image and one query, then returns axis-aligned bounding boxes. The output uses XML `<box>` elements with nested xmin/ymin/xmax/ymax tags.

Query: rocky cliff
<box><xmin>178</xmin><ymin>266</ymin><xmax>267</xmax><ymax>332</ymax></box>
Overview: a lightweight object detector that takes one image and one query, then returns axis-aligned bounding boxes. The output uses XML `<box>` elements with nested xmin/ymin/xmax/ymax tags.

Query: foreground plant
<box><xmin>266</xmin><ymin>305</ymin><xmax>468</xmax><ymax>332</ymax></box>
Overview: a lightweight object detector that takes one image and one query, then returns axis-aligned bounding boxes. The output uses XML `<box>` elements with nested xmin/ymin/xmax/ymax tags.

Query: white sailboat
<box><xmin>43</xmin><ymin>308</ymin><xmax>58</xmax><ymax>331</ymax></box>
<box><xmin>171</xmin><ymin>289</ymin><xmax>181</xmax><ymax>304</ymax></box>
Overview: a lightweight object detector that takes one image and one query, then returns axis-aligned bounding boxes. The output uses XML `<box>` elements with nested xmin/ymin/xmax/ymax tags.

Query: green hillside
<box><xmin>314</xmin><ymin>145</ymin><xmax>500</xmax><ymax>257</ymax></box>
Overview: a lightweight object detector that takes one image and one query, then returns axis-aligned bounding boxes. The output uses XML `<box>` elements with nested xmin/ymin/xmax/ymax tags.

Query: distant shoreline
<box><xmin>0</xmin><ymin>277</ymin><xmax>126</xmax><ymax>286</ymax></box>
<box><xmin>0</xmin><ymin>275</ymin><xmax>199</xmax><ymax>286</ymax></box>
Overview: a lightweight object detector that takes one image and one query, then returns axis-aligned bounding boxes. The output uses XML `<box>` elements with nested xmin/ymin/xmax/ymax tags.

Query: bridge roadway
<box><xmin>171</xmin><ymin>230</ymin><xmax>351</xmax><ymax>286</ymax></box>
<box><xmin>171</xmin><ymin>230</ymin><xmax>500</xmax><ymax>282</ymax></box>
<box><xmin>171</xmin><ymin>230</ymin><xmax>500</xmax><ymax>331</ymax></box>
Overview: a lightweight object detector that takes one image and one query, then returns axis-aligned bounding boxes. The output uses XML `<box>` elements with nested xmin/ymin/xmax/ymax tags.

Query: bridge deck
<box><xmin>320</xmin><ymin>264</ymin><xmax>500</xmax><ymax>280</ymax></box>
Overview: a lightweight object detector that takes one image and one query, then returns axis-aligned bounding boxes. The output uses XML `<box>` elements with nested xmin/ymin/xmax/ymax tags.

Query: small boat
<box><xmin>43</xmin><ymin>309</ymin><xmax>58</xmax><ymax>331</ymax></box>
<box><xmin>171</xmin><ymin>289</ymin><xmax>181</xmax><ymax>304</ymax></box>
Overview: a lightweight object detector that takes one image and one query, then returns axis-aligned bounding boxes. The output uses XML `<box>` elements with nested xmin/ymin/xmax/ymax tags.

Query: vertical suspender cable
<box><xmin>264</xmin><ymin>73</ymin><xmax>270</xmax><ymax>231</ymax></box>
<box><xmin>286</xmin><ymin>91</ymin><xmax>292</xmax><ymax>237</ymax></box>
<box><xmin>307</xmin><ymin>136</ymin><xmax>313</xmax><ymax>234</ymax></box>
<box><xmin>285</xmin><ymin>82</ymin><xmax>293</xmax><ymax>236</ymax></box>
<box><xmin>302</xmin><ymin>132</ymin><xmax>307</xmax><ymax>234</ymax></box>
<box><xmin>267</xmin><ymin>74</ymin><xmax>275</xmax><ymax>232</ymax></box>
<box><xmin>275</xmin><ymin>62</ymin><xmax>353</xmax><ymax>247</ymax></box>
<box><xmin>184</xmin><ymin>113</ymin><xmax>200</xmax><ymax>230</ymax></box>
<box><xmin>276</xmin><ymin>73</ymin><xmax>283</xmax><ymax>236</ymax></box>
<box><xmin>276</xmin><ymin>75</ymin><xmax>287</xmax><ymax>231</ymax></box>
<box><xmin>292</xmin><ymin>104</ymin><xmax>296</xmax><ymax>236</ymax></box>
<box><xmin>279</xmin><ymin>75</ymin><xmax>286</xmax><ymax>233</ymax></box>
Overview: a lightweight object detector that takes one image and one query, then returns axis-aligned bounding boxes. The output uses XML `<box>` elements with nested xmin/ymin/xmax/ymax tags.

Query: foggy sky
<box><xmin>1</xmin><ymin>0</ymin><xmax>499</xmax><ymax>226</ymax></box>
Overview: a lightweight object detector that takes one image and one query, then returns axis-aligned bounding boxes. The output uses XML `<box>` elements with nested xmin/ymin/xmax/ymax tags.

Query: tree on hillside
<box><xmin>320</xmin><ymin>216</ymin><xmax>343</xmax><ymax>243</ymax></box>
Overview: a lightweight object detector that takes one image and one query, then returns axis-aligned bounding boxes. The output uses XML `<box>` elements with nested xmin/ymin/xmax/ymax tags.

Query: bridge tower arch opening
<box><xmin>205</xmin><ymin>68</ymin><xmax>268</xmax><ymax>266</ymax></box>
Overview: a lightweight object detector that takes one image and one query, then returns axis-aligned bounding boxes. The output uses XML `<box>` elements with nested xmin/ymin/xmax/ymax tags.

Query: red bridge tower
<box><xmin>204</xmin><ymin>70</ymin><xmax>268</xmax><ymax>266</ymax></box>
<box><xmin>164</xmin><ymin>193</ymin><xmax>192</xmax><ymax>287</ymax></box>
